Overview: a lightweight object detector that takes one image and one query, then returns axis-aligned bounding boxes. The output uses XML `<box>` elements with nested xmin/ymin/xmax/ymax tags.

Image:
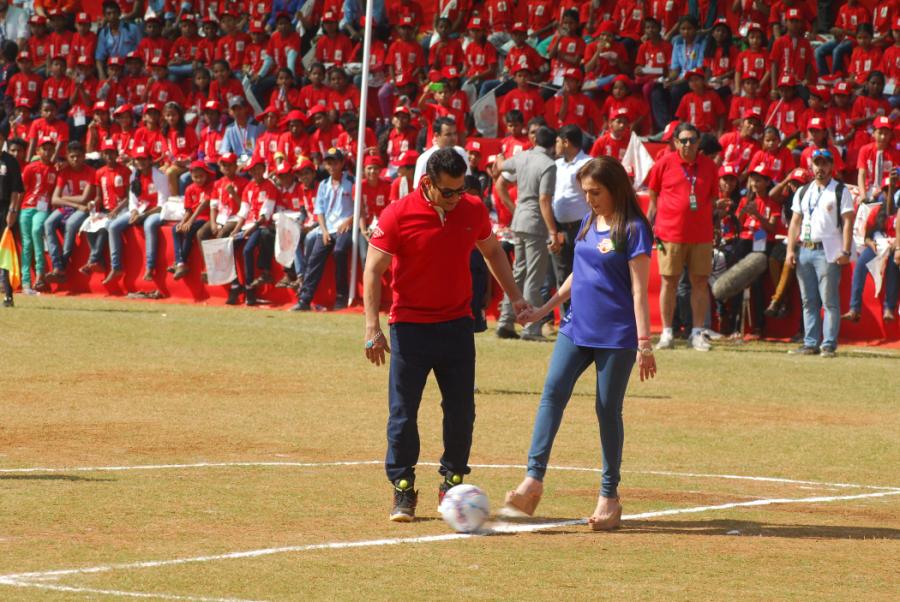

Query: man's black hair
<box><xmin>557</xmin><ymin>124</ymin><xmax>582</xmax><ymax>149</ymax></box>
<box><xmin>426</xmin><ymin>148</ymin><xmax>467</xmax><ymax>182</ymax></box>
<box><xmin>504</xmin><ymin>109</ymin><xmax>524</xmax><ymax>124</ymax></box>
<box><xmin>433</xmin><ymin>116</ymin><xmax>457</xmax><ymax>136</ymax></box>
<box><xmin>535</xmin><ymin>126</ymin><xmax>557</xmax><ymax>150</ymax></box>
<box><xmin>66</xmin><ymin>140</ymin><xmax>85</xmax><ymax>153</ymax></box>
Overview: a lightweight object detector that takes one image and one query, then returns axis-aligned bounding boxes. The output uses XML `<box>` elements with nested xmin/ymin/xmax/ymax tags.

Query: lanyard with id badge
<box><xmin>804</xmin><ymin>186</ymin><xmax>825</xmax><ymax>242</ymax></box>
<box><xmin>681</xmin><ymin>164</ymin><xmax>698</xmax><ymax>211</ymax></box>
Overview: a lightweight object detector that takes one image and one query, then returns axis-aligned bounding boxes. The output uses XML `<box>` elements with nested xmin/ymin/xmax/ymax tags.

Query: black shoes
<box><xmin>788</xmin><ymin>345</ymin><xmax>819</xmax><ymax>355</ymax></box>
<box><xmin>390</xmin><ymin>479</ymin><xmax>418</xmax><ymax>522</ymax></box>
<box><xmin>496</xmin><ymin>327</ymin><xmax>519</xmax><ymax>339</ymax></box>
<box><xmin>438</xmin><ymin>473</ymin><xmax>463</xmax><ymax>508</ymax></box>
<box><xmin>2</xmin><ymin>296</ymin><xmax>13</xmax><ymax>308</ymax></box>
<box><xmin>290</xmin><ymin>301</ymin><xmax>311</xmax><ymax>312</ymax></box>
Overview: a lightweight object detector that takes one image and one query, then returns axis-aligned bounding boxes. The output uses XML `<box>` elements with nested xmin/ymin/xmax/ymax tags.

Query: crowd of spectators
<box><xmin>0</xmin><ymin>0</ymin><xmax>897</xmax><ymax>348</ymax></box>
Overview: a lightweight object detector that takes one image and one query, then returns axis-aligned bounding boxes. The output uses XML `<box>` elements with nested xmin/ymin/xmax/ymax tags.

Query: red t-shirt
<box><xmin>208</xmin><ymin>77</ymin><xmax>245</xmax><ymax>109</ymax></box>
<box><xmin>636</xmin><ymin>39</ymin><xmax>672</xmax><ymax>77</ymax></box>
<box><xmin>799</xmin><ymin>143</ymin><xmax>845</xmax><ymax>172</ymax></box>
<box><xmin>184</xmin><ymin>180</ymin><xmax>214</xmax><ymax>221</ymax></box>
<box><xmin>769</xmin><ymin>35</ymin><xmax>813</xmax><ymax>79</ymax></box>
<box><xmin>215</xmin><ymin>32</ymin><xmax>250</xmax><ymax>71</ymax></box>
<box><xmin>42</xmin><ymin>75</ymin><xmax>73</xmax><ymax>105</ymax></box>
<box><xmin>880</xmin><ymin>44</ymin><xmax>900</xmax><ymax>80</ymax></box>
<box><xmin>736</xmin><ymin>49</ymin><xmax>768</xmax><ymax>79</ymax></box>
<box><xmin>27</xmin><ymin>118</ymin><xmax>69</xmax><ymax>146</ymax></box>
<box><xmin>369</xmin><ymin>187</ymin><xmax>493</xmax><ymax>323</ymax></box>
<box><xmin>464</xmin><ymin>40</ymin><xmax>498</xmax><ymax>79</ymax></box>
<box><xmin>212</xmin><ymin>175</ymin><xmax>249</xmax><ymax>220</ymax></box>
<box><xmin>527</xmin><ymin>0</ymin><xmax>555</xmax><ymax>32</ymax></box>
<box><xmin>267</xmin><ymin>31</ymin><xmax>303</xmax><ymax>74</ymax></box>
<box><xmin>241</xmin><ymin>179</ymin><xmax>281</xmax><ymax>223</ymax></box>
<box><xmin>278</xmin><ymin>181</ymin><xmax>306</xmax><ymax>212</ymax></box>
<box><xmin>137</xmin><ymin>35</ymin><xmax>173</xmax><ymax>65</ymax></box>
<box><xmin>499</xmin><ymin>88</ymin><xmax>545</xmax><ymax>131</ymax></box>
<box><xmin>387</xmin><ymin>38</ymin><xmax>425</xmax><ymax>79</ymax></box>
<box><xmin>748</xmin><ymin>147</ymin><xmax>796</xmax><ymax>183</ymax></box>
<box><xmin>765</xmin><ymin>96</ymin><xmax>806</xmax><ymax>138</ymax></box>
<box><xmin>646</xmin><ymin>152</ymin><xmax>718</xmax><ymax>243</ymax></box>
<box><xmin>544</xmin><ymin>93</ymin><xmax>602</xmax><ymax>133</ymax></box>
<box><xmin>316</xmin><ymin>33</ymin><xmax>354</xmax><ymax>65</ymax></box>
<box><xmin>298</xmin><ymin>83</ymin><xmax>331</xmax><ymax>112</ymax></box>
<box><xmin>7</xmin><ymin>72</ymin><xmax>44</xmax><ymax>108</ymax></box>
<box><xmin>165</xmin><ymin>127</ymin><xmax>199</xmax><ymax>162</ymax></box>
<box><xmin>21</xmin><ymin>161</ymin><xmax>58</xmax><ymax>210</ymax></box>
<box><xmin>737</xmin><ymin>193</ymin><xmax>783</xmax><ymax>241</ymax></box>
<box><xmin>55</xmin><ymin>165</ymin><xmax>96</xmax><ymax>199</ymax></box>
<box><xmin>505</xmin><ymin>44</ymin><xmax>544</xmax><ymax>76</ymax></box>
<box><xmin>355</xmin><ymin>178</ymin><xmax>393</xmax><ymax>220</ymax></box>
<box><xmin>647</xmin><ymin>0</ymin><xmax>686</xmax><ymax>33</ymax></box>
<box><xmin>501</xmin><ymin>135</ymin><xmax>532</xmax><ymax>158</ymax></box>
<box><xmin>279</xmin><ymin>131</ymin><xmax>313</xmax><ymax>166</ymax></box>
<box><xmin>675</xmin><ymin>90</ymin><xmax>725</xmax><ymax>133</ymax></box>
<box><xmin>728</xmin><ymin>95</ymin><xmax>768</xmax><ymax>126</ymax></box>
<box><xmin>848</xmin><ymin>46</ymin><xmax>883</xmax><ymax>85</ymax></box>
<box><xmin>69</xmin><ymin>32</ymin><xmax>97</xmax><ymax>70</ymax></box>
<box><xmin>95</xmin><ymin>163</ymin><xmax>131</xmax><ymax>211</ymax></box>
<box><xmin>430</xmin><ymin>38</ymin><xmax>465</xmax><ymax>70</ymax></box>
<box><xmin>590</xmin><ymin>131</ymin><xmax>629</xmax><ymax>162</ymax></box>
<box><xmin>387</xmin><ymin>126</ymin><xmax>417</xmax><ymax>165</ymax></box>
<box><xmin>147</xmin><ymin>79</ymin><xmax>186</xmax><ymax>107</ymax></box>
<box><xmin>857</xmin><ymin>143</ymin><xmax>900</xmax><ymax>191</ymax></box>
<box><xmin>719</xmin><ymin>132</ymin><xmax>761</xmax><ymax>173</ymax></box>
<box><xmin>616</xmin><ymin>0</ymin><xmax>645</xmax><ymax>40</ymax></box>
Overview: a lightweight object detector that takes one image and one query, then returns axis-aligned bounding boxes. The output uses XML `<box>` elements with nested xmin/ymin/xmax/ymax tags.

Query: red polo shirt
<box><xmin>369</xmin><ymin>187</ymin><xmax>492</xmax><ymax>324</ymax></box>
<box><xmin>646</xmin><ymin>151</ymin><xmax>717</xmax><ymax>244</ymax></box>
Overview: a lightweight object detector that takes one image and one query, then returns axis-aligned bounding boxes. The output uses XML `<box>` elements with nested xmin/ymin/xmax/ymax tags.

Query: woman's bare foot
<box><xmin>588</xmin><ymin>495</ymin><xmax>622</xmax><ymax>531</ymax></box>
<box><xmin>501</xmin><ymin>477</ymin><xmax>543</xmax><ymax>517</ymax></box>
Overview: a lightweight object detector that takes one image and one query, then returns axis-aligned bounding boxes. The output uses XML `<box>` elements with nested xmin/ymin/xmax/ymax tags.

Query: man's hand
<box><xmin>786</xmin><ymin>249</ymin><xmax>797</xmax><ymax>266</ymax></box>
<box><xmin>836</xmin><ymin>253</ymin><xmax>850</xmax><ymax>266</ymax></box>
<box><xmin>364</xmin><ymin>327</ymin><xmax>390</xmax><ymax>366</ymax></box>
<box><xmin>337</xmin><ymin>217</ymin><xmax>352</xmax><ymax>234</ymax></box>
<box><xmin>128</xmin><ymin>210</ymin><xmax>139</xmax><ymax>225</ymax></box>
<box><xmin>512</xmin><ymin>297</ymin><xmax>532</xmax><ymax>323</ymax></box>
<box><xmin>894</xmin><ymin>248</ymin><xmax>900</xmax><ymax>266</ymax></box>
<box><xmin>548</xmin><ymin>234</ymin><xmax>562</xmax><ymax>254</ymax></box>
<box><xmin>322</xmin><ymin>231</ymin><xmax>332</xmax><ymax>246</ymax></box>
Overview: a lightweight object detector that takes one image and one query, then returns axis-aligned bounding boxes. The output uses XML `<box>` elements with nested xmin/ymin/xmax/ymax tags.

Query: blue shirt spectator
<box><xmin>315</xmin><ymin>173</ymin><xmax>354</xmax><ymax>234</ymax></box>
<box><xmin>670</xmin><ymin>35</ymin><xmax>706</xmax><ymax>79</ymax></box>
<box><xmin>266</xmin><ymin>0</ymin><xmax>303</xmax><ymax>29</ymax></box>
<box><xmin>95</xmin><ymin>12</ymin><xmax>142</xmax><ymax>65</ymax></box>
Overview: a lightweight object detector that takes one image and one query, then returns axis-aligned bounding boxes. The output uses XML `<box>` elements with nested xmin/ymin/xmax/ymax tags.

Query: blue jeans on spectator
<box><xmin>297</xmin><ymin>230</ymin><xmax>352</xmax><ymax>305</ymax></box>
<box><xmin>385</xmin><ymin>317</ymin><xmax>476</xmax><ymax>484</ymax></box>
<box><xmin>86</xmin><ymin>228</ymin><xmax>109</xmax><ymax>266</ymax></box>
<box><xmin>796</xmin><ymin>246</ymin><xmax>842</xmax><ymax>350</ymax></box>
<box><xmin>848</xmin><ymin>245</ymin><xmax>900</xmax><ymax>312</ymax></box>
<box><xmin>108</xmin><ymin>211</ymin><xmax>162</xmax><ymax>272</ymax></box>
<box><xmin>45</xmin><ymin>208</ymin><xmax>89</xmax><ymax>271</ymax></box>
<box><xmin>525</xmin><ymin>333</ymin><xmax>635</xmax><ymax>498</ymax></box>
<box><xmin>172</xmin><ymin>219</ymin><xmax>207</xmax><ymax>265</ymax></box>
<box><xmin>241</xmin><ymin>226</ymin><xmax>274</xmax><ymax>285</ymax></box>
<box><xmin>815</xmin><ymin>39</ymin><xmax>854</xmax><ymax>76</ymax></box>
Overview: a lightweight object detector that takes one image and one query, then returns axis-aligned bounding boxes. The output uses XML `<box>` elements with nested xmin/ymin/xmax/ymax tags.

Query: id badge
<box><xmin>689</xmin><ymin>194</ymin><xmax>697</xmax><ymax>211</ymax></box>
<box><xmin>37</xmin><ymin>198</ymin><xmax>49</xmax><ymax>212</ymax></box>
<box><xmin>803</xmin><ymin>222</ymin><xmax>811</xmax><ymax>242</ymax></box>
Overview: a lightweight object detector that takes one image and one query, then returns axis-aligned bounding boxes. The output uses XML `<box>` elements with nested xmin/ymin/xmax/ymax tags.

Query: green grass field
<box><xmin>1</xmin><ymin>296</ymin><xmax>898</xmax><ymax>601</ymax></box>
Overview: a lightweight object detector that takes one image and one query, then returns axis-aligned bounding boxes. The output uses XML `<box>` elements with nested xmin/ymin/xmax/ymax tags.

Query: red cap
<box><xmin>285</xmin><ymin>109</ymin><xmax>306</xmax><ymax>123</ymax></box>
<box><xmin>256</xmin><ymin>106</ymin><xmax>280</xmax><ymax>120</ymax></box>
<box><xmin>612</xmin><ymin>107</ymin><xmax>632</xmax><ymax>122</ymax></box>
<box><xmin>467</xmin><ymin>17</ymin><xmax>484</xmax><ymax>30</ymax></box>
<box><xmin>513</xmin><ymin>59</ymin><xmax>531</xmax><ymax>74</ymax></box>
<box><xmin>76</xmin><ymin>12</ymin><xmax>91</xmax><ymax>24</ymax></box>
<box><xmin>393</xmin><ymin>105</ymin><xmax>411</xmax><ymax>116</ymax></box>
<box><xmin>882</xmin><ymin>174</ymin><xmax>894</xmax><ymax>188</ymax></box>
<box><xmin>465</xmin><ymin>140</ymin><xmax>482</xmax><ymax>153</ymax></box>
<box><xmin>894</xmin><ymin>16</ymin><xmax>900</xmax><ymax>31</ymax></box>
<box><xmin>190</xmin><ymin>160</ymin><xmax>215</xmax><ymax>175</ymax></box>
<box><xmin>93</xmin><ymin>100</ymin><xmax>110</xmax><ymax>112</ymax></box>
<box><xmin>113</xmin><ymin>104</ymin><xmax>133</xmax><ymax>116</ymax></box>
<box><xmin>712</xmin><ymin>17</ymin><xmax>729</xmax><ymax>28</ymax></box>
<box><xmin>363</xmin><ymin>155</ymin><xmax>384</xmax><ymax>168</ymax></box>
<box><xmin>833</xmin><ymin>81</ymin><xmax>852</xmax><ymax>95</ymax></box>
<box><xmin>274</xmin><ymin>162</ymin><xmax>294</xmax><ymax>176</ymax></box>
<box><xmin>807</xmin><ymin>116</ymin><xmax>826</xmax><ymax>130</ymax></box>
<box><xmin>125</xmin><ymin>51</ymin><xmax>142</xmax><ymax>62</ymax></box>
<box><xmin>294</xmin><ymin>157</ymin><xmax>315</xmax><ymax>172</ymax></box>
<box><xmin>874</xmin><ymin>116</ymin><xmax>892</xmax><ymax>129</ymax></box>
<box><xmin>778</xmin><ymin>74</ymin><xmax>797</xmax><ymax>87</ymax></box>
<box><xmin>149</xmin><ymin>55</ymin><xmax>168</xmax><ymax>68</ymax></box>
<box><xmin>612</xmin><ymin>74</ymin><xmax>631</xmax><ymax>86</ymax></box>
<box><xmin>786</xmin><ymin>7</ymin><xmax>801</xmax><ymax>20</ymax></box>
<box><xmin>741</xmin><ymin>108</ymin><xmax>762</xmax><ymax>121</ymax></box>
<box><xmin>108</xmin><ymin>56</ymin><xmax>124</xmax><ymax>67</ymax></box>
<box><xmin>308</xmin><ymin>104</ymin><xmax>328</xmax><ymax>117</ymax></box>
<box><xmin>101</xmin><ymin>138</ymin><xmax>118</xmax><ymax>151</ymax></box>
<box><xmin>219</xmin><ymin>9</ymin><xmax>239</xmax><ymax>20</ymax></box>
<box><xmin>442</xmin><ymin>65</ymin><xmax>461</xmax><ymax>80</ymax></box>
<box><xmin>789</xmin><ymin>167</ymin><xmax>811</xmax><ymax>183</ymax></box>
<box><xmin>219</xmin><ymin>152</ymin><xmax>238</xmax><ymax>164</ymax></box>
<box><xmin>661</xmin><ymin>121</ymin><xmax>679</xmax><ymax>142</ymax></box>
<box><xmin>131</xmin><ymin>145</ymin><xmax>151</xmax><ymax>159</ymax></box>
<box><xmin>244</xmin><ymin>155</ymin><xmax>267</xmax><ymax>171</ymax></box>
<box><xmin>397</xmin><ymin>150</ymin><xmax>419</xmax><ymax>167</ymax></box>
<box><xmin>747</xmin><ymin>22</ymin><xmax>764</xmax><ymax>34</ymax></box>
<box><xmin>743</xmin><ymin>70</ymin><xmax>761</xmax><ymax>82</ymax></box>
<box><xmin>685</xmin><ymin>68</ymin><xmax>705</xmax><ymax>80</ymax></box>
<box><xmin>144</xmin><ymin>11</ymin><xmax>163</xmax><ymax>23</ymax></box>
<box><xmin>14</xmin><ymin>97</ymin><xmax>31</xmax><ymax>108</ymax></box>
<box><xmin>38</xmin><ymin>135</ymin><xmax>56</xmax><ymax>147</ymax></box>
<box><xmin>76</xmin><ymin>55</ymin><xmax>92</xmax><ymax>67</ymax></box>
<box><xmin>181</xmin><ymin>13</ymin><xmax>197</xmax><ymax>23</ymax></box>
<box><xmin>719</xmin><ymin>164</ymin><xmax>739</xmax><ymax>178</ymax></box>
<box><xmin>203</xmin><ymin>100</ymin><xmax>222</xmax><ymax>112</ymax></box>
<box><xmin>750</xmin><ymin>163</ymin><xmax>773</xmax><ymax>179</ymax></box>
<box><xmin>810</xmin><ymin>85</ymin><xmax>831</xmax><ymax>102</ymax></box>
<box><xmin>144</xmin><ymin>102</ymin><xmax>162</xmax><ymax>114</ymax></box>
<box><xmin>399</xmin><ymin>14</ymin><xmax>414</xmax><ymax>26</ymax></box>
<box><xmin>29</xmin><ymin>15</ymin><xmax>46</xmax><ymax>25</ymax></box>
<box><xmin>16</xmin><ymin>51</ymin><xmax>30</xmax><ymax>61</ymax></box>
<box><xmin>322</xmin><ymin>10</ymin><xmax>337</xmax><ymax>22</ymax></box>
<box><xmin>511</xmin><ymin>21</ymin><xmax>527</xmax><ymax>33</ymax></box>
<box><xmin>563</xmin><ymin>67</ymin><xmax>584</xmax><ymax>82</ymax></box>
<box><xmin>595</xmin><ymin>20</ymin><xmax>616</xmax><ymax>35</ymax></box>
<box><xmin>249</xmin><ymin>19</ymin><xmax>265</xmax><ymax>33</ymax></box>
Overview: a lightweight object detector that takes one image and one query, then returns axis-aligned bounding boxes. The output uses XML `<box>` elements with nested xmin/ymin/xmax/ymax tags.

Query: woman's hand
<box><xmin>637</xmin><ymin>347</ymin><xmax>657</xmax><ymax>382</ymax></box>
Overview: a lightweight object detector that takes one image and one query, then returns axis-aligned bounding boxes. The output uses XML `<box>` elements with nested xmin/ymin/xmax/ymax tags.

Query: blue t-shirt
<box><xmin>559</xmin><ymin>216</ymin><xmax>653</xmax><ymax>349</ymax></box>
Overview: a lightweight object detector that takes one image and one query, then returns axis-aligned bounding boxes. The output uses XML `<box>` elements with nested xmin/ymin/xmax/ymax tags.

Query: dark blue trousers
<box><xmin>297</xmin><ymin>231</ymin><xmax>351</xmax><ymax>305</ymax></box>
<box><xmin>385</xmin><ymin>318</ymin><xmax>476</xmax><ymax>484</ymax></box>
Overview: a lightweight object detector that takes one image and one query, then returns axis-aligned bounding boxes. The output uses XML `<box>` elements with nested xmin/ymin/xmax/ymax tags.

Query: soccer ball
<box><xmin>439</xmin><ymin>484</ymin><xmax>490</xmax><ymax>533</ymax></box>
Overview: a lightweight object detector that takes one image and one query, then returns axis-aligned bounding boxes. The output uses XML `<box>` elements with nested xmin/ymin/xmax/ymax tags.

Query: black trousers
<box><xmin>385</xmin><ymin>318</ymin><xmax>476</xmax><ymax>484</ymax></box>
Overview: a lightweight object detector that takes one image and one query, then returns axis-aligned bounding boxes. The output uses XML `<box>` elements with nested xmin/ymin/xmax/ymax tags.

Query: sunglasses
<box><xmin>677</xmin><ymin>137</ymin><xmax>699</xmax><ymax>145</ymax></box>
<box><xmin>435</xmin><ymin>186</ymin><xmax>466</xmax><ymax>199</ymax></box>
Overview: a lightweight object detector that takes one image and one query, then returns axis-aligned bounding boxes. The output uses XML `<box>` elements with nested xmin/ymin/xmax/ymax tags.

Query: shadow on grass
<box><xmin>0</xmin><ymin>474</ymin><xmax>116</xmax><ymax>482</ymax></box>
<box><xmin>621</xmin><ymin>519</ymin><xmax>900</xmax><ymax>540</ymax></box>
<box><xmin>22</xmin><ymin>306</ymin><xmax>163</xmax><ymax>315</ymax></box>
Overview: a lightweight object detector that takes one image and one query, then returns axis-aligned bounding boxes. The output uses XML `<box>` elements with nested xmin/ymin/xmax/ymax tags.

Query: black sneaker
<box><xmin>390</xmin><ymin>479</ymin><xmax>417</xmax><ymax>522</ymax></box>
<box><xmin>496</xmin><ymin>327</ymin><xmax>519</xmax><ymax>339</ymax></box>
<box><xmin>2</xmin><ymin>296</ymin><xmax>13</xmax><ymax>308</ymax></box>
<box><xmin>290</xmin><ymin>301</ymin><xmax>311</xmax><ymax>312</ymax></box>
<box><xmin>788</xmin><ymin>345</ymin><xmax>819</xmax><ymax>355</ymax></box>
<box><xmin>438</xmin><ymin>473</ymin><xmax>464</xmax><ymax>509</ymax></box>
<box><xmin>332</xmin><ymin>296</ymin><xmax>348</xmax><ymax>310</ymax></box>
<box><xmin>819</xmin><ymin>346</ymin><xmax>836</xmax><ymax>358</ymax></box>
<box><xmin>225</xmin><ymin>287</ymin><xmax>242</xmax><ymax>305</ymax></box>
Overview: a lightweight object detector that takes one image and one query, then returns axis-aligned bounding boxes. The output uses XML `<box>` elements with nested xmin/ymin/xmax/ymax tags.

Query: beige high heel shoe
<box><xmin>588</xmin><ymin>496</ymin><xmax>622</xmax><ymax>531</ymax></box>
<box><xmin>501</xmin><ymin>490</ymin><xmax>542</xmax><ymax>517</ymax></box>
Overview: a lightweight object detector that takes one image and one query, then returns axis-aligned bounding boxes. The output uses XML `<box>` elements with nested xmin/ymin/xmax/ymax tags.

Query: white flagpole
<box><xmin>349</xmin><ymin>1</ymin><xmax>374</xmax><ymax>306</ymax></box>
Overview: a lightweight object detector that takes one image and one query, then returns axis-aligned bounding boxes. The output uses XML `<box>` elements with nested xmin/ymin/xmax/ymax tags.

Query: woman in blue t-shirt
<box><xmin>504</xmin><ymin>157</ymin><xmax>657</xmax><ymax>530</ymax></box>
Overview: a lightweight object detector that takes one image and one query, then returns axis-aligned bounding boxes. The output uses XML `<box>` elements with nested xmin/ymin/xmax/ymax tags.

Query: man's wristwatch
<box><xmin>841</xmin><ymin>250</ymin><xmax>851</xmax><ymax>257</ymax></box>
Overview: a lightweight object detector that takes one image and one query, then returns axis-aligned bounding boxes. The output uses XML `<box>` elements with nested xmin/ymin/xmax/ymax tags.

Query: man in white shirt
<box><xmin>412</xmin><ymin>116</ymin><xmax>469</xmax><ymax>188</ymax></box>
<box><xmin>551</xmin><ymin>125</ymin><xmax>591</xmax><ymax>312</ymax></box>
<box><xmin>785</xmin><ymin>149</ymin><xmax>854</xmax><ymax>357</ymax></box>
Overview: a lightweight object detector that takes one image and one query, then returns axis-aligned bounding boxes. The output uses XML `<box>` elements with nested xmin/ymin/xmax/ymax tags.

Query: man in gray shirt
<box><xmin>494</xmin><ymin>126</ymin><xmax>558</xmax><ymax>340</ymax></box>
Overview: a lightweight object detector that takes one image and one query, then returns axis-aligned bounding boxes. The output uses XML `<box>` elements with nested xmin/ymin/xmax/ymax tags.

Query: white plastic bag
<box><xmin>201</xmin><ymin>237</ymin><xmax>237</xmax><ymax>285</ymax></box>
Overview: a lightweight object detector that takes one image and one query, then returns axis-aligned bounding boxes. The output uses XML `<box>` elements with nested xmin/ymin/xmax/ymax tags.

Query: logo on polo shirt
<box><xmin>371</xmin><ymin>226</ymin><xmax>384</xmax><ymax>238</ymax></box>
<box><xmin>597</xmin><ymin>238</ymin><xmax>613</xmax><ymax>254</ymax></box>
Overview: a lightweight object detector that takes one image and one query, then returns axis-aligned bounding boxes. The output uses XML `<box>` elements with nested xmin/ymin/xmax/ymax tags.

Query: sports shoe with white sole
<box><xmin>390</xmin><ymin>479</ymin><xmax>418</xmax><ymax>522</ymax></box>
<box><xmin>690</xmin><ymin>333</ymin><xmax>711</xmax><ymax>351</ymax></box>
<box><xmin>703</xmin><ymin>328</ymin><xmax>724</xmax><ymax>341</ymax></box>
<box><xmin>655</xmin><ymin>333</ymin><xmax>675</xmax><ymax>350</ymax></box>
<box><xmin>437</xmin><ymin>473</ymin><xmax>464</xmax><ymax>511</ymax></box>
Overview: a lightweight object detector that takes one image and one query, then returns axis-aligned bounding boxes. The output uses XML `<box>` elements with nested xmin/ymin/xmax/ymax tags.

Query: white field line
<box><xmin>2</xmin><ymin>489</ymin><xmax>898</xmax><ymax>585</ymax></box>
<box><xmin>0</xmin><ymin>578</ymin><xmax>263</xmax><ymax>602</ymax></box>
<box><xmin>2</xmin><ymin>459</ymin><xmax>899</xmax><ymax>492</ymax></box>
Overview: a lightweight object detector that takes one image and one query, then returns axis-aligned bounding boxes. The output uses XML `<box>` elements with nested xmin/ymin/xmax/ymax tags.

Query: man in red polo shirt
<box><xmin>364</xmin><ymin>148</ymin><xmax>527</xmax><ymax>522</ymax></box>
<box><xmin>646</xmin><ymin>122</ymin><xmax>718</xmax><ymax>351</ymax></box>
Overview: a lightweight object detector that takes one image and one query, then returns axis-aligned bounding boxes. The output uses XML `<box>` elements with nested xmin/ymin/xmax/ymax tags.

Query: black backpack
<box><xmin>796</xmin><ymin>181</ymin><xmax>847</xmax><ymax>231</ymax></box>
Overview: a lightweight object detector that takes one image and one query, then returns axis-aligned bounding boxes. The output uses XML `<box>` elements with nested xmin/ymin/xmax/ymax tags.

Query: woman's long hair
<box><xmin>161</xmin><ymin>101</ymin><xmax>186</xmax><ymax>136</ymax></box>
<box><xmin>575</xmin><ymin>157</ymin><xmax>652</xmax><ymax>252</ymax></box>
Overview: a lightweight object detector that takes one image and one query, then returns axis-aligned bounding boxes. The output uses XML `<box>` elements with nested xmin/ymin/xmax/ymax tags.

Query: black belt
<box><xmin>800</xmin><ymin>241</ymin><xmax>824</xmax><ymax>250</ymax></box>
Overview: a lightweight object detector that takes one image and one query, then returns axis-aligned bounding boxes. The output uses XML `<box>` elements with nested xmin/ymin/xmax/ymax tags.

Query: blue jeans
<box><xmin>108</xmin><ymin>212</ymin><xmax>162</xmax><ymax>271</ymax></box>
<box><xmin>796</xmin><ymin>246</ymin><xmax>842</xmax><ymax>350</ymax></box>
<box><xmin>849</xmin><ymin>245</ymin><xmax>900</xmax><ymax>312</ymax></box>
<box><xmin>297</xmin><ymin>230</ymin><xmax>351</xmax><ymax>305</ymax></box>
<box><xmin>45</xmin><ymin>208</ymin><xmax>89</xmax><ymax>271</ymax></box>
<box><xmin>385</xmin><ymin>317</ymin><xmax>476</xmax><ymax>484</ymax></box>
<box><xmin>526</xmin><ymin>333</ymin><xmax>635</xmax><ymax>498</ymax></box>
<box><xmin>815</xmin><ymin>39</ymin><xmax>854</xmax><ymax>76</ymax></box>
<box><xmin>172</xmin><ymin>219</ymin><xmax>207</xmax><ymax>265</ymax></box>
<box><xmin>241</xmin><ymin>226</ymin><xmax>274</xmax><ymax>285</ymax></box>
<box><xmin>86</xmin><ymin>228</ymin><xmax>109</xmax><ymax>265</ymax></box>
